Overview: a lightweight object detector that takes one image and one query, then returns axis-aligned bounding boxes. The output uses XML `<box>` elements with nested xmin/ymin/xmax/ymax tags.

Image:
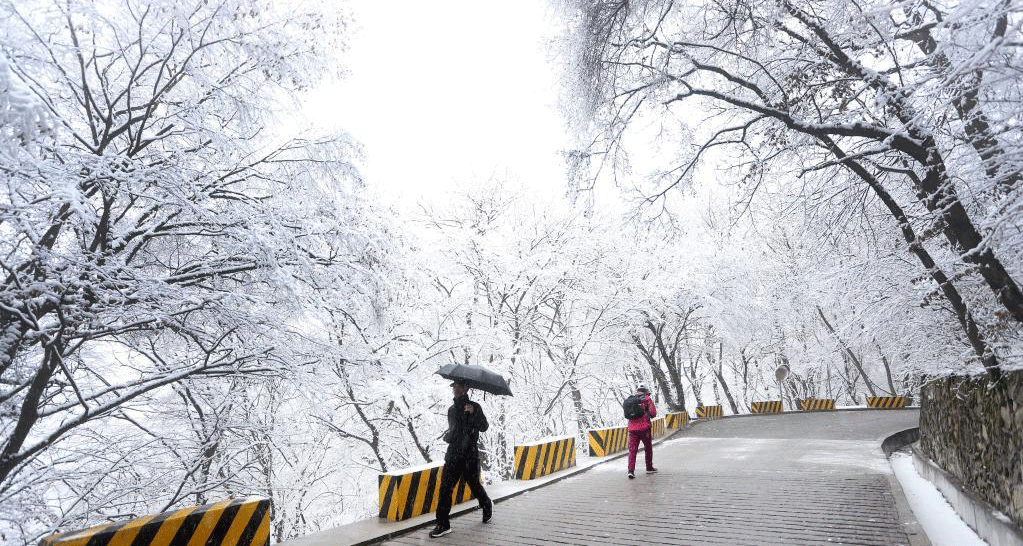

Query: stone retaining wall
<box><xmin>919</xmin><ymin>371</ymin><xmax>1023</xmax><ymax>527</ymax></box>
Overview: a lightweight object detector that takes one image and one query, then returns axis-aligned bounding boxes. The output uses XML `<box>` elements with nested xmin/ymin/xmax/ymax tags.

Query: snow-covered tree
<box><xmin>0</xmin><ymin>0</ymin><xmax>403</xmax><ymax>542</ymax></box>
<box><xmin>558</xmin><ymin>0</ymin><xmax>1023</xmax><ymax>378</ymax></box>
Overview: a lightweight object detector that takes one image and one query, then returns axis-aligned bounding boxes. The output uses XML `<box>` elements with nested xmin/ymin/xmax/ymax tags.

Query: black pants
<box><xmin>435</xmin><ymin>457</ymin><xmax>490</xmax><ymax>525</ymax></box>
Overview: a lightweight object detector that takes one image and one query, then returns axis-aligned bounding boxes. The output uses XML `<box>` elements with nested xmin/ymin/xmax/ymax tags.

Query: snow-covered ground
<box><xmin>889</xmin><ymin>452</ymin><xmax>988</xmax><ymax>546</ymax></box>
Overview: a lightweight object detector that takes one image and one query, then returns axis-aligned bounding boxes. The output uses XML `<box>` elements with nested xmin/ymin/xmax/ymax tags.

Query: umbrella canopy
<box><xmin>435</xmin><ymin>364</ymin><xmax>513</xmax><ymax>396</ymax></box>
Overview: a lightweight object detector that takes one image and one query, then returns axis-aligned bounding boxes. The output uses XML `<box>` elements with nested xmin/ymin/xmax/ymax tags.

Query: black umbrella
<box><xmin>435</xmin><ymin>363</ymin><xmax>513</xmax><ymax>396</ymax></box>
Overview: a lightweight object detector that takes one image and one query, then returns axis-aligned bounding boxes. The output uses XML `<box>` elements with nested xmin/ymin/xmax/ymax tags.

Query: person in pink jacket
<box><xmin>627</xmin><ymin>385</ymin><xmax>658</xmax><ymax>479</ymax></box>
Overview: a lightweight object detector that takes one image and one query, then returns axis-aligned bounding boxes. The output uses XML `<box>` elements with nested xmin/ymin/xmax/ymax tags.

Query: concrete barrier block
<box><xmin>587</xmin><ymin>426</ymin><xmax>629</xmax><ymax>457</ymax></box>
<box><xmin>650</xmin><ymin>417</ymin><xmax>665</xmax><ymax>438</ymax></box>
<box><xmin>39</xmin><ymin>497</ymin><xmax>270</xmax><ymax>546</ymax></box>
<box><xmin>751</xmin><ymin>401</ymin><xmax>783</xmax><ymax>414</ymax></box>
<box><xmin>799</xmin><ymin>398</ymin><xmax>836</xmax><ymax>411</ymax></box>
<box><xmin>378</xmin><ymin>463</ymin><xmax>476</xmax><ymax>522</ymax></box>
<box><xmin>513</xmin><ymin>436</ymin><xmax>576</xmax><ymax>480</ymax></box>
<box><xmin>664</xmin><ymin>412</ymin><xmax>690</xmax><ymax>429</ymax></box>
<box><xmin>867</xmin><ymin>396</ymin><xmax>908</xmax><ymax>409</ymax></box>
<box><xmin>695</xmin><ymin>405</ymin><xmax>723</xmax><ymax>418</ymax></box>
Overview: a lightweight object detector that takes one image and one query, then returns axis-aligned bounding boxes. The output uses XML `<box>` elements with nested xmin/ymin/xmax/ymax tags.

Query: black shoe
<box><xmin>628</xmin><ymin>472</ymin><xmax>635</xmax><ymax>479</ymax></box>
<box><xmin>481</xmin><ymin>498</ymin><xmax>493</xmax><ymax>523</ymax></box>
<box><xmin>646</xmin><ymin>468</ymin><xmax>658</xmax><ymax>474</ymax></box>
<box><xmin>429</xmin><ymin>524</ymin><xmax>451</xmax><ymax>538</ymax></box>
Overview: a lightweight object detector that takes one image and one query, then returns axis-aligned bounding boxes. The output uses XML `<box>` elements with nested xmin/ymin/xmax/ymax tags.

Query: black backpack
<box><xmin>623</xmin><ymin>394</ymin><xmax>646</xmax><ymax>419</ymax></box>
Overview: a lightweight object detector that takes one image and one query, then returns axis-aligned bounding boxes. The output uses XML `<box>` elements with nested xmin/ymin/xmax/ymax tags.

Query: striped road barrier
<box><xmin>664</xmin><ymin>412</ymin><xmax>690</xmax><ymax>429</ymax></box>
<box><xmin>800</xmin><ymin>398</ymin><xmax>836</xmax><ymax>411</ymax></box>
<box><xmin>378</xmin><ymin>462</ymin><xmax>477</xmax><ymax>521</ymax></box>
<box><xmin>513</xmin><ymin>435</ymin><xmax>576</xmax><ymax>480</ymax></box>
<box><xmin>867</xmin><ymin>396</ymin><xmax>908</xmax><ymax>409</ymax></box>
<box><xmin>587</xmin><ymin>425</ymin><xmax>629</xmax><ymax>457</ymax></box>
<box><xmin>751</xmin><ymin>400</ymin><xmax>783</xmax><ymax>414</ymax></box>
<box><xmin>40</xmin><ymin>497</ymin><xmax>270</xmax><ymax>546</ymax></box>
<box><xmin>695</xmin><ymin>405</ymin><xmax>723</xmax><ymax>419</ymax></box>
<box><xmin>650</xmin><ymin>417</ymin><xmax>666</xmax><ymax>438</ymax></box>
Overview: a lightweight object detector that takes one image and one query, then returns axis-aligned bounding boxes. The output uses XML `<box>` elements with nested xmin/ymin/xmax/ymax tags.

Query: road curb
<box><xmin>881</xmin><ymin>427</ymin><xmax>920</xmax><ymax>456</ymax></box>
<box><xmin>911</xmin><ymin>446</ymin><xmax>1023</xmax><ymax>546</ymax></box>
<box><xmin>884</xmin><ymin>427</ymin><xmax>1023</xmax><ymax>546</ymax></box>
<box><xmin>881</xmin><ymin>428</ymin><xmax>931</xmax><ymax>546</ymax></box>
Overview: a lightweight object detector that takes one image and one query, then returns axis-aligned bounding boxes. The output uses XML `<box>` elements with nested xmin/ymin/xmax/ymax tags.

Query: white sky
<box><xmin>301</xmin><ymin>0</ymin><xmax>571</xmax><ymax>206</ymax></box>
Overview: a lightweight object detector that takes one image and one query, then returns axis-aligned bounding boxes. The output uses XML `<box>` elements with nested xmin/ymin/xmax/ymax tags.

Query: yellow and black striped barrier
<box><xmin>867</xmin><ymin>396</ymin><xmax>907</xmax><ymax>409</ymax></box>
<box><xmin>378</xmin><ymin>462</ymin><xmax>477</xmax><ymax>521</ymax></box>
<box><xmin>587</xmin><ymin>425</ymin><xmax>629</xmax><ymax>457</ymax></box>
<box><xmin>39</xmin><ymin>497</ymin><xmax>270</xmax><ymax>546</ymax></box>
<box><xmin>664</xmin><ymin>412</ymin><xmax>690</xmax><ymax>429</ymax></box>
<box><xmin>751</xmin><ymin>400</ymin><xmax>783</xmax><ymax>414</ymax></box>
<box><xmin>695</xmin><ymin>405</ymin><xmax>723</xmax><ymax>419</ymax></box>
<box><xmin>800</xmin><ymin>398</ymin><xmax>836</xmax><ymax>411</ymax></box>
<box><xmin>513</xmin><ymin>436</ymin><xmax>576</xmax><ymax>480</ymax></box>
<box><xmin>650</xmin><ymin>417</ymin><xmax>666</xmax><ymax>438</ymax></box>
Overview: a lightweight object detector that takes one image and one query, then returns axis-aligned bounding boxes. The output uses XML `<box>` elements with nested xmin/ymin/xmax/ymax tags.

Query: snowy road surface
<box><xmin>380</xmin><ymin>409</ymin><xmax>924</xmax><ymax>545</ymax></box>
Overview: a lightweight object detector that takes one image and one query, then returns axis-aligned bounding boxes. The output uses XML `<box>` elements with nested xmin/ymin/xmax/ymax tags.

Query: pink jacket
<box><xmin>627</xmin><ymin>395</ymin><xmax>657</xmax><ymax>432</ymax></box>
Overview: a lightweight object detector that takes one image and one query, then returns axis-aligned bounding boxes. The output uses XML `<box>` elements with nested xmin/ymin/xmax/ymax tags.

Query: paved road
<box><xmin>381</xmin><ymin>410</ymin><xmax>922</xmax><ymax>546</ymax></box>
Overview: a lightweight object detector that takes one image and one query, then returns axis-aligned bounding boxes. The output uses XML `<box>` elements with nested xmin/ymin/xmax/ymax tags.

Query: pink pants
<box><xmin>628</xmin><ymin>428</ymin><xmax>653</xmax><ymax>473</ymax></box>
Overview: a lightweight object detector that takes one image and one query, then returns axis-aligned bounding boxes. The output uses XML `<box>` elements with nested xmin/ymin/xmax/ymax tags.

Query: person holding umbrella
<box><xmin>428</xmin><ymin>378</ymin><xmax>496</xmax><ymax>538</ymax></box>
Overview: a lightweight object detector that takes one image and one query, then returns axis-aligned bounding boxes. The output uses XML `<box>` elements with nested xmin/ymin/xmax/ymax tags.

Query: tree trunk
<box><xmin>825</xmin><ymin>360</ymin><xmax>833</xmax><ymax>399</ymax></box>
<box><xmin>687</xmin><ymin>356</ymin><xmax>704</xmax><ymax>407</ymax></box>
<box><xmin>708</xmin><ymin>343</ymin><xmax>739</xmax><ymax>414</ymax></box>
<box><xmin>0</xmin><ymin>341</ymin><xmax>61</xmax><ymax>484</ymax></box>
<box><xmin>406</xmin><ymin>416</ymin><xmax>432</xmax><ymax>463</ymax></box>
<box><xmin>648</xmin><ymin>321</ymin><xmax>687</xmax><ymax>412</ymax></box>
<box><xmin>844</xmin><ymin>361</ymin><xmax>860</xmax><ymax>404</ymax></box>
<box><xmin>737</xmin><ymin>348</ymin><xmax>752</xmax><ymax>410</ymax></box>
<box><xmin>672</xmin><ymin>352</ymin><xmax>689</xmax><ymax>414</ymax></box>
<box><xmin>815</xmin><ymin>306</ymin><xmax>878</xmax><ymax>397</ymax></box>
<box><xmin>877</xmin><ymin>344</ymin><xmax>897</xmax><ymax>396</ymax></box>
<box><xmin>818</xmin><ymin>135</ymin><xmax>1001</xmax><ymax>380</ymax></box>
<box><xmin>633</xmin><ymin>334</ymin><xmax>679</xmax><ymax>411</ymax></box>
<box><xmin>785</xmin><ymin>2</ymin><xmax>1023</xmax><ymax>326</ymax></box>
<box><xmin>904</xmin><ymin>5</ymin><xmax>1019</xmax><ymax>194</ymax></box>
<box><xmin>568</xmin><ymin>379</ymin><xmax>590</xmax><ymax>432</ymax></box>
<box><xmin>712</xmin><ymin>366</ymin><xmax>739</xmax><ymax>415</ymax></box>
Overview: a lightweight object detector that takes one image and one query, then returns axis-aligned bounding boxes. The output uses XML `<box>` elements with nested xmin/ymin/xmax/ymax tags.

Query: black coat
<box><xmin>444</xmin><ymin>394</ymin><xmax>488</xmax><ymax>462</ymax></box>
